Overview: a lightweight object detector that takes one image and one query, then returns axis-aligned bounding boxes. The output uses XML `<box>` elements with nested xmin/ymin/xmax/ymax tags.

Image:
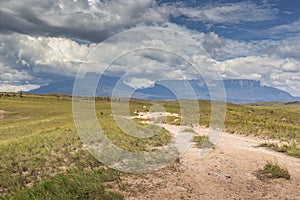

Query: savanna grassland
<box><xmin>0</xmin><ymin>93</ymin><xmax>300</xmax><ymax>199</ymax></box>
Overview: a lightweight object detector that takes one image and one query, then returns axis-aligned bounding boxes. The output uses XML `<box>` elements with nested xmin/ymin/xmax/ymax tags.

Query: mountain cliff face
<box><xmin>223</xmin><ymin>80</ymin><xmax>261</xmax><ymax>88</ymax></box>
<box><xmin>29</xmin><ymin>75</ymin><xmax>300</xmax><ymax>103</ymax></box>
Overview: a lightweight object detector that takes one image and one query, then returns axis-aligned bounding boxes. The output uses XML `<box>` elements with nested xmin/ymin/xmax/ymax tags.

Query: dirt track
<box><xmin>122</xmin><ymin>113</ymin><xmax>300</xmax><ymax>200</ymax></box>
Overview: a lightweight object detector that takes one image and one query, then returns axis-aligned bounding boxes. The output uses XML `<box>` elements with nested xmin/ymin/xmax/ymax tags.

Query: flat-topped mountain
<box><xmin>29</xmin><ymin>75</ymin><xmax>300</xmax><ymax>103</ymax></box>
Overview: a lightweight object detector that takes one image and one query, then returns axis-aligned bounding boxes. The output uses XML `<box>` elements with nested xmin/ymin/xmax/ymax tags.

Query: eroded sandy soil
<box><xmin>122</xmin><ymin>113</ymin><xmax>300</xmax><ymax>200</ymax></box>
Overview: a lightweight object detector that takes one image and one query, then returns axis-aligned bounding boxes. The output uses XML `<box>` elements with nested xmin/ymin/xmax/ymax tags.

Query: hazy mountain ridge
<box><xmin>29</xmin><ymin>75</ymin><xmax>300</xmax><ymax>103</ymax></box>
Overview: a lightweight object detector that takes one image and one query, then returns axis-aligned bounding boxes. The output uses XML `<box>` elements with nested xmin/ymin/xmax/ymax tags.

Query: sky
<box><xmin>0</xmin><ymin>0</ymin><xmax>300</xmax><ymax>96</ymax></box>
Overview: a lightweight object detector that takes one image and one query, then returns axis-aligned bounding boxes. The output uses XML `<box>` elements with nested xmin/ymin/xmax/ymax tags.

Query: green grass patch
<box><xmin>259</xmin><ymin>143</ymin><xmax>300</xmax><ymax>158</ymax></box>
<box><xmin>193</xmin><ymin>135</ymin><xmax>214</xmax><ymax>149</ymax></box>
<box><xmin>183</xmin><ymin>128</ymin><xmax>195</xmax><ymax>133</ymax></box>
<box><xmin>256</xmin><ymin>162</ymin><xmax>290</xmax><ymax>180</ymax></box>
<box><xmin>0</xmin><ymin>95</ymin><xmax>173</xmax><ymax>197</ymax></box>
<box><xmin>225</xmin><ymin>103</ymin><xmax>300</xmax><ymax>141</ymax></box>
<box><xmin>6</xmin><ymin>168</ymin><xmax>123</xmax><ymax>200</ymax></box>
<box><xmin>166</xmin><ymin>116</ymin><xmax>180</xmax><ymax>125</ymax></box>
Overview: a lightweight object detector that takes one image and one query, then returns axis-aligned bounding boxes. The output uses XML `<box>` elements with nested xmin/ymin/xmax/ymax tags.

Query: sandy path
<box><xmin>122</xmin><ymin>113</ymin><xmax>300</xmax><ymax>200</ymax></box>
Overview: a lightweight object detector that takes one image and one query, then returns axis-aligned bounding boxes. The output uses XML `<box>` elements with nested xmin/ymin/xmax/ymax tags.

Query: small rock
<box><xmin>224</xmin><ymin>173</ymin><xmax>231</xmax><ymax>179</ymax></box>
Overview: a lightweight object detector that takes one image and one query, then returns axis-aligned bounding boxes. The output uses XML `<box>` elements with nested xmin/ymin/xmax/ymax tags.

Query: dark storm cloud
<box><xmin>0</xmin><ymin>0</ymin><xmax>172</xmax><ymax>42</ymax></box>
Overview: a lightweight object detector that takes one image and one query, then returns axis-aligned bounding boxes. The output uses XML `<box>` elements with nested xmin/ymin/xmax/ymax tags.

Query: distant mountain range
<box><xmin>29</xmin><ymin>74</ymin><xmax>300</xmax><ymax>103</ymax></box>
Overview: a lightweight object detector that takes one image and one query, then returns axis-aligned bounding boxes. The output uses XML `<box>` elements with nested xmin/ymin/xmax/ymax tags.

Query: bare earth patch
<box><xmin>0</xmin><ymin>110</ymin><xmax>5</xmax><ymax>119</ymax></box>
<box><xmin>122</xmin><ymin>112</ymin><xmax>300</xmax><ymax>200</ymax></box>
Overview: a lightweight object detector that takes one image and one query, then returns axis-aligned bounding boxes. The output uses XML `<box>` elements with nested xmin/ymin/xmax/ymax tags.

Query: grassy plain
<box><xmin>0</xmin><ymin>93</ymin><xmax>300</xmax><ymax>198</ymax></box>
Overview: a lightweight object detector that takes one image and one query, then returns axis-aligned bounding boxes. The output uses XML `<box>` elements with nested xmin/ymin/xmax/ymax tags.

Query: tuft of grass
<box><xmin>256</xmin><ymin>162</ymin><xmax>290</xmax><ymax>180</ymax></box>
<box><xmin>183</xmin><ymin>128</ymin><xmax>195</xmax><ymax>133</ymax></box>
<box><xmin>259</xmin><ymin>143</ymin><xmax>300</xmax><ymax>158</ymax></box>
<box><xmin>193</xmin><ymin>135</ymin><xmax>214</xmax><ymax>149</ymax></box>
<box><xmin>166</xmin><ymin>116</ymin><xmax>180</xmax><ymax>125</ymax></box>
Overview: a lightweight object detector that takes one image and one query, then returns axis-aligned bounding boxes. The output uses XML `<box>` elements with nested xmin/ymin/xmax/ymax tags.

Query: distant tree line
<box><xmin>0</xmin><ymin>92</ymin><xmax>24</xmax><ymax>98</ymax></box>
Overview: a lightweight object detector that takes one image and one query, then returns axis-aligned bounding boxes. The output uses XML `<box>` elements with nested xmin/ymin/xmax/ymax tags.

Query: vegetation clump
<box><xmin>256</xmin><ymin>162</ymin><xmax>290</xmax><ymax>180</ymax></box>
<box><xmin>183</xmin><ymin>128</ymin><xmax>195</xmax><ymax>133</ymax></box>
<box><xmin>193</xmin><ymin>135</ymin><xmax>214</xmax><ymax>149</ymax></box>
